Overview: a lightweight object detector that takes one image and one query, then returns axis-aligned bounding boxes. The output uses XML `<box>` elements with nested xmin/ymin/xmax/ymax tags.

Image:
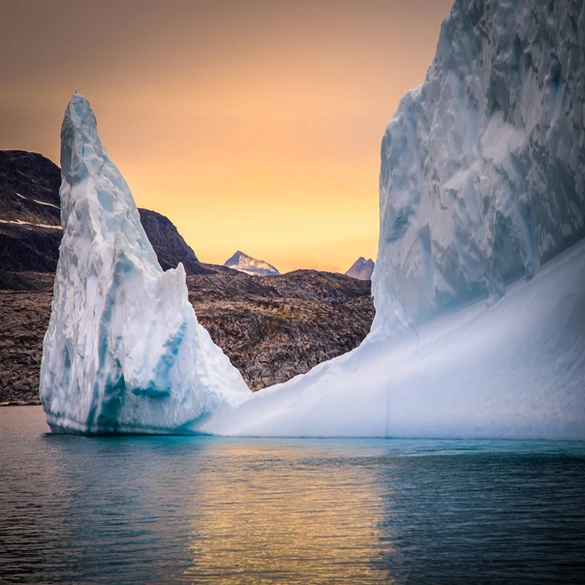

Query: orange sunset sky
<box><xmin>1</xmin><ymin>0</ymin><xmax>452</xmax><ymax>273</ymax></box>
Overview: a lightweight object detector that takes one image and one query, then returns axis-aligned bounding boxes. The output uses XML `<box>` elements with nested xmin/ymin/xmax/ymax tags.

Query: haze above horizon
<box><xmin>0</xmin><ymin>0</ymin><xmax>451</xmax><ymax>273</ymax></box>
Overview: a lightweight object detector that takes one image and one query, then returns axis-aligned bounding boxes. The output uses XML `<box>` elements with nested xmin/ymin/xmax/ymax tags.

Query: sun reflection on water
<box><xmin>184</xmin><ymin>442</ymin><xmax>396</xmax><ymax>584</ymax></box>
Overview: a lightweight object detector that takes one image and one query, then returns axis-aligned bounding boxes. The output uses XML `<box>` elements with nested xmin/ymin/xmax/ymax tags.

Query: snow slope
<box><xmin>40</xmin><ymin>94</ymin><xmax>249</xmax><ymax>434</ymax></box>
<box><xmin>204</xmin><ymin>237</ymin><xmax>585</xmax><ymax>439</ymax></box>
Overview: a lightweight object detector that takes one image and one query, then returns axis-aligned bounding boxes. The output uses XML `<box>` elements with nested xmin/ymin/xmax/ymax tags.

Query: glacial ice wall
<box><xmin>203</xmin><ymin>0</ymin><xmax>585</xmax><ymax>440</ymax></box>
<box><xmin>373</xmin><ymin>0</ymin><xmax>585</xmax><ymax>332</ymax></box>
<box><xmin>40</xmin><ymin>93</ymin><xmax>249</xmax><ymax>434</ymax></box>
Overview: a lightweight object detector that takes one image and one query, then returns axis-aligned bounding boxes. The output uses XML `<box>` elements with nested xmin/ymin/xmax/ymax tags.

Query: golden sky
<box><xmin>0</xmin><ymin>0</ymin><xmax>452</xmax><ymax>273</ymax></box>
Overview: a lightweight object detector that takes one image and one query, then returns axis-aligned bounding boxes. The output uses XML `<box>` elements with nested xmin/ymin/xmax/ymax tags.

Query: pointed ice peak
<box><xmin>41</xmin><ymin>93</ymin><xmax>249</xmax><ymax>434</ymax></box>
<box><xmin>224</xmin><ymin>250</ymin><xmax>280</xmax><ymax>276</ymax></box>
<box><xmin>59</xmin><ymin>92</ymin><xmax>160</xmax><ymax>271</ymax></box>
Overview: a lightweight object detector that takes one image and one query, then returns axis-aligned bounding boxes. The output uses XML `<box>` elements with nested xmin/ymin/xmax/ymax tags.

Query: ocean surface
<box><xmin>1</xmin><ymin>406</ymin><xmax>584</xmax><ymax>584</ymax></box>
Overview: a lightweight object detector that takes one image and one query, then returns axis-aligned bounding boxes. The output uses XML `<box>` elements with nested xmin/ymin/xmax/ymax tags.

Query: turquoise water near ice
<box><xmin>1</xmin><ymin>406</ymin><xmax>584</xmax><ymax>584</ymax></box>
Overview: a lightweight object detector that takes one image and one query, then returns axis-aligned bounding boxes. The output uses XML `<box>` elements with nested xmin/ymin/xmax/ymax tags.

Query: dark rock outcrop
<box><xmin>0</xmin><ymin>150</ymin><xmax>208</xmax><ymax>275</ymax></box>
<box><xmin>0</xmin><ymin>150</ymin><xmax>61</xmax><ymax>224</ymax></box>
<box><xmin>138</xmin><ymin>208</ymin><xmax>203</xmax><ymax>273</ymax></box>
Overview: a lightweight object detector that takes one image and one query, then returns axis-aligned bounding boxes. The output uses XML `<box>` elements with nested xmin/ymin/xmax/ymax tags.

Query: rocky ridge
<box><xmin>0</xmin><ymin>151</ymin><xmax>374</xmax><ymax>403</ymax></box>
<box><xmin>346</xmin><ymin>257</ymin><xmax>375</xmax><ymax>280</ymax></box>
<box><xmin>0</xmin><ymin>150</ymin><xmax>206</xmax><ymax>275</ymax></box>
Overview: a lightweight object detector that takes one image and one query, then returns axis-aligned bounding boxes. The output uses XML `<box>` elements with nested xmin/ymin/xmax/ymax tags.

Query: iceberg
<box><xmin>40</xmin><ymin>93</ymin><xmax>250</xmax><ymax>434</ymax></box>
<box><xmin>201</xmin><ymin>0</ymin><xmax>585</xmax><ymax>439</ymax></box>
<box><xmin>372</xmin><ymin>0</ymin><xmax>585</xmax><ymax>333</ymax></box>
<box><xmin>42</xmin><ymin>0</ymin><xmax>585</xmax><ymax>439</ymax></box>
<box><xmin>204</xmin><ymin>238</ymin><xmax>585</xmax><ymax>439</ymax></box>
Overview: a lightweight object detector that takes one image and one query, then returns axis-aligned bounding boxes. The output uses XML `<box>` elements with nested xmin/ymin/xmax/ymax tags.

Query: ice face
<box><xmin>372</xmin><ymin>0</ymin><xmax>585</xmax><ymax>333</ymax></box>
<box><xmin>40</xmin><ymin>93</ymin><xmax>250</xmax><ymax>434</ymax></box>
<box><xmin>200</xmin><ymin>0</ymin><xmax>585</xmax><ymax>440</ymax></box>
<box><xmin>205</xmin><ymin>234</ymin><xmax>585</xmax><ymax>440</ymax></box>
<box><xmin>41</xmin><ymin>0</ymin><xmax>585</xmax><ymax>440</ymax></box>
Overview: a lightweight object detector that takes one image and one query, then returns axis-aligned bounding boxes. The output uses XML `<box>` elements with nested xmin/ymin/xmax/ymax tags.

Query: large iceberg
<box><xmin>42</xmin><ymin>0</ymin><xmax>585</xmax><ymax>439</ymax></box>
<box><xmin>204</xmin><ymin>238</ymin><xmax>585</xmax><ymax>439</ymax></box>
<box><xmin>201</xmin><ymin>0</ymin><xmax>585</xmax><ymax>439</ymax></box>
<box><xmin>40</xmin><ymin>93</ymin><xmax>250</xmax><ymax>434</ymax></box>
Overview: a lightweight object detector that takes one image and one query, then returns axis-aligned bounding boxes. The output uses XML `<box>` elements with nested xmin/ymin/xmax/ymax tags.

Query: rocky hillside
<box><xmin>0</xmin><ymin>269</ymin><xmax>373</xmax><ymax>403</ymax></box>
<box><xmin>0</xmin><ymin>150</ymin><xmax>207</xmax><ymax>275</ymax></box>
<box><xmin>0</xmin><ymin>150</ymin><xmax>375</xmax><ymax>403</ymax></box>
<box><xmin>188</xmin><ymin>269</ymin><xmax>373</xmax><ymax>390</ymax></box>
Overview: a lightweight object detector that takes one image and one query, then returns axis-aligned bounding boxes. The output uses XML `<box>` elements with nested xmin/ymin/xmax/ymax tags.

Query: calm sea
<box><xmin>1</xmin><ymin>406</ymin><xmax>584</xmax><ymax>584</ymax></box>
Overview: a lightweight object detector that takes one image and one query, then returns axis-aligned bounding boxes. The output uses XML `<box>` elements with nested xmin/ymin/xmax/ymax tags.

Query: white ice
<box><xmin>204</xmin><ymin>238</ymin><xmax>585</xmax><ymax>439</ymax></box>
<box><xmin>40</xmin><ymin>93</ymin><xmax>250</xmax><ymax>434</ymax></box>
<box><xmin>42</xmin><ymin>0</ymin><xmax>585</xmax><ymax>439</ymax></box>
<box><xmin>372</xmin><ymin>0</ymin><xmax>585</xmax><ymax>334</ymax></box>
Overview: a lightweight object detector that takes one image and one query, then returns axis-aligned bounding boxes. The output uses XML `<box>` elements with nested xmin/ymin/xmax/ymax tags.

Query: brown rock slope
<box><xmin>189</xmin><ymin>269</ymin><xmax>374</xmax><ymax>390</ymax></box>
<box><xmin>0</xmin><ymin>269</ymin><xmax>374</xmax><ymax>403</ymax></box>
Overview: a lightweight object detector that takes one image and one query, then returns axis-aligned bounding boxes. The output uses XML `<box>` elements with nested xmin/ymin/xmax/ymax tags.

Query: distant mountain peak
<box><xmin>345</xmin><ymin>257</ymin><xmax>374</xmax><ymax>280</ymax></box>
<box><xmin>224</xmin><ymin>250</ymin><xmax>280</xmax><ymax>276</ymax></box>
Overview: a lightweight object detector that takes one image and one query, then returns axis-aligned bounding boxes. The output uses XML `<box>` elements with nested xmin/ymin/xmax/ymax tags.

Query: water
<box><xmin>1</xmin><ymin>407</ymin><xmax>584</xmax><ymax>584</ymax></box>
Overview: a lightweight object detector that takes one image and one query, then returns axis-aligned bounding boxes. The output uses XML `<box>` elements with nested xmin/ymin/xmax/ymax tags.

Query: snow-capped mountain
<box><xmin>224</xmin><ymin>250</ymin><xmax>280</xmax><ymax>276</ymax></box>
<box><xmin>345</xmin><ymin>257</ymin><xmax>374</xmax><ymax>280</ymax></box>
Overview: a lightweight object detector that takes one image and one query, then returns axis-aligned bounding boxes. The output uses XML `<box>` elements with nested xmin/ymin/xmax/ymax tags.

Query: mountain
<box><xmin>0</xmin><ymin>150</ymin><xmax>63</xmax><ymax>272</ymax></box>
<box><xmin>345</xmin><ymin>257</ymin><xmax>374</xmax><ymax>280</ymax></box>
<box><xmin>0</xmin><ymin>146</ymin><xmax>373</xmax><ymax>405</ymax></box>
<box><xmin>224</xmin><ymin>250</ymin><xmax>280</xmax><ymax>276</ymax></box>
<box><xmin>0</xmin><ymin>150</ymin><xmax>211</xmax><ymax>275</ymax></box>
<box><xmin>137</xmin><ymin>208</ymin><xmax>204</xmax><ymax>274</ymax></box>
